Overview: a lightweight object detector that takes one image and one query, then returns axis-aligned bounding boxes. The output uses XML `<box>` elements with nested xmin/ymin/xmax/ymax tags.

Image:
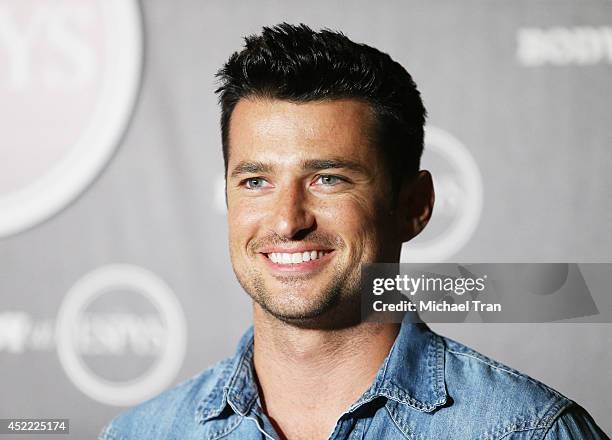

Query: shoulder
<box><xmin>438</xmin><ymin>335</ymin><xmax>606</xmax><ymax>438</ymax></box>
<box><xmin>443</xmin><ymin>335</ymin><xmax>568</xmax><ymax>407</ymax></box>
<box><xmin>98</xmin><ymin>358</ymin><xmax>232</xmax><ymax>440</ymax></box>
<box><xmin>542</xmin><ymin>404</ymin><xmax>610</xmax><ymax>439</ymax></box>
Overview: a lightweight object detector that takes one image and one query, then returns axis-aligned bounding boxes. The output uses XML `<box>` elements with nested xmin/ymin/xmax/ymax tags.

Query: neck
<box><xmin>252</xmin><ymin>304</ymin><xmax>400</xmax><ymax>439</ymax></box>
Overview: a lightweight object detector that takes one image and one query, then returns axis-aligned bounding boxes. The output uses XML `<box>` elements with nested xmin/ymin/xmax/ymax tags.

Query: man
<box><xmin>99</xmin><ymin>24</ymin><xmax>607</xmax><ymax>439</ymax></box>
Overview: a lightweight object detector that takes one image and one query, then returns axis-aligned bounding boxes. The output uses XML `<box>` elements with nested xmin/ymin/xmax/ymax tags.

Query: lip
<box><xmin>258</xmin><ymin>250</ymin><xmax>335</xmax><ymax>274</ymax></box>
<box><xmin>256</xmin><ymin>245</ymin><xmax>334</xmax><ymax>254</ymax></box>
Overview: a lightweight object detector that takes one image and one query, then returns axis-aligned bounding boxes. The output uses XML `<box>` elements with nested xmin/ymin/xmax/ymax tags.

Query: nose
<box><xmin>270</xmin><ymin>181</ymin><xmax>315</xmax><ymax>239</ymax></box>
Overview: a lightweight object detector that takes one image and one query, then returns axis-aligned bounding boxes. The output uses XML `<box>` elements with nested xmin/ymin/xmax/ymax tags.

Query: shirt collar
<box><xmin>196</xmin><ymin>313</ymin><xmax>448</xmax><ymax>423</ymax></box>
<box><xmin>350</xmin><ymin>313</ymin><xmax>448</xmax><ymax>413</ymax></box>
<box><xmin>195</xmin><ymin>328</ymin><xmax>258</xmax><ymax>423</ymax></box>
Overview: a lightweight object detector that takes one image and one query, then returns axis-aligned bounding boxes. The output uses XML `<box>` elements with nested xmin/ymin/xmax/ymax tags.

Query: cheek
<box><xmin>317</xmin><ymin>197</ymin><xmax>381</xmax><ymax>250</ymax></box>
<box><xmin>227</xmin><ymin>202</ymin><xmax>266</xmax><ymax>250</ymax></box>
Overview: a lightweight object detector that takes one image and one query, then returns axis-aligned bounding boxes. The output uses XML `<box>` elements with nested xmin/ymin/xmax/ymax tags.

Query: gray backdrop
<box><xmin>1</xmin><ymin>0</ymin><xmax>610</xmax><ymax>438</ymax></box>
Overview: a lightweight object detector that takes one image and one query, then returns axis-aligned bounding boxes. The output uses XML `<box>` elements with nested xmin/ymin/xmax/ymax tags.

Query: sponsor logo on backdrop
<box><xmin>0</xmin><ymin>0</ymin><xmax>142</xmax><ymax>237</ymax></box>
<box><xmin>401</xmin><ymin>126</ymin><xmax>483</xmax><ymax>262</ymax></box>
<box><xmin>0</xmin><ymin>265</ymin><xmax>187</xmax><ymax>407</ymax></box>
<box><xmin>56</xmin><ymin>265</ymin><xmax>187</xmax><ymax>406</ymax></box>
<box><xmin>517</xmin><ymin>26</ymin><xmax>612</xmax><ymax>66</ymax></box>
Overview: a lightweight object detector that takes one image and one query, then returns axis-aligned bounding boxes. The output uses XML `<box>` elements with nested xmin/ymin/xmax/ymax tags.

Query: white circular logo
<box><xmin>0</xmin><ymin>0</ymin><xmax>142</xmax><ymax>237</ymax></box>
<box><xmin>402</xmin><ymin>126</ymin><xmax>483</xmax><ymax>262</ymax></box>
<box><xmin>55</xmin><ymin>265</ymin><xmax>187</xmax><ymax>406</ymax></box>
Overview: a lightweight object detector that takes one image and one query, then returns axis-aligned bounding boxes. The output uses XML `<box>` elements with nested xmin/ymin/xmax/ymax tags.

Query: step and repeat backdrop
<box><xmin>1</xmin><ymin>0</ymin><xmax>611</xmax><ymax>437</ymax></box>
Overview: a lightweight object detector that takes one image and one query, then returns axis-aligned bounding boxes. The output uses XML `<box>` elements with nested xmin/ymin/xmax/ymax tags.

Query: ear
<box><xmin>394</xmin><ymin>170</ymin><xmax>435</xmax><ymax>242</ymax></box>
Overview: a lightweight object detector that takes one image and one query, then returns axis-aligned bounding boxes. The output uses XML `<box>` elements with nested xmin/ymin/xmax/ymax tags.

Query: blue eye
<box><xmin>244</xmin><ymin>178</ymin><xmax>269</xmax><ymax>189</ymax></box>
<box><xmin>316</xmin><ymin>175</ymin><xmax>343</xmax><ymax>186</ymax></box>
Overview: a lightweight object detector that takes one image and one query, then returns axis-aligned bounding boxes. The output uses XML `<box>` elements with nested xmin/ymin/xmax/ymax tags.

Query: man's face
<box><xmin>226</xmin><ymin>98</ymin><xmax>401</xmax><ymax>325</ymax></box>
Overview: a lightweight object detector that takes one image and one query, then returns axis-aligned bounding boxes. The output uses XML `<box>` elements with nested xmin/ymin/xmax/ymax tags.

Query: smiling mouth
<box><xmin>263</xmin><ymin>250</ymin><xmax>332</xmax><ymax>265</ymax></box>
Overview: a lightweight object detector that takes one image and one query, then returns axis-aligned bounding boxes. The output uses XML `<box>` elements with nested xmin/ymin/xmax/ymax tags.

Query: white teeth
<box><xmin>268</xmin><ymin>251</ymin><xmax>329</xmax><ymax>265</ymax></box>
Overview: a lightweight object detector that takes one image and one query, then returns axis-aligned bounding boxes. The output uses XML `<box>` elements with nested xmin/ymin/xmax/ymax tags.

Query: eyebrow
<box><xmin>230</xmin><ymin>158</ymin><xmax>368</xmax><ymax>178</ymax></box>
<box><xmin>302</xmin><ymin>158</ymin><xmax>368</xmax><ymax>174</ymax></box>
<box><xmin>230</xmin><ymin>161</ymin><xmax>273</xmax><ymax>178</ymax></box>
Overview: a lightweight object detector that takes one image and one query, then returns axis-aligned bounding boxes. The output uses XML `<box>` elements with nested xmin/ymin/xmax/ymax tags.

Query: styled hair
<box><xmin>215</xmin><ymin>23</ymin><xmax>427</xmax><ymax>194</ymax></box>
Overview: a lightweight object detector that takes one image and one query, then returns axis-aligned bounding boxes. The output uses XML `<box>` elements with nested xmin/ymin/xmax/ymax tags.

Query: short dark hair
<box><xmin>216</xmin><ymin>23</ymin><xmax>426</xmax><ymax>194</ymax></box>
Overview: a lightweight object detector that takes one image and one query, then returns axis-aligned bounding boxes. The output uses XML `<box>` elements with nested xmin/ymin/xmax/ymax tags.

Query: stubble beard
<box><xmin>234</xmin><ymin>258</ymin><xmax>362</xmax><ymax>329</ymax></box>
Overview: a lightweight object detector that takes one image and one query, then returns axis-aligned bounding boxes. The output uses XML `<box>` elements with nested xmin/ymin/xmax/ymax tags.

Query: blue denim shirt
<box><xmin>100</xmin><ymin>315</ymin><xmax>608</xmax><ymax>439</ymax></box>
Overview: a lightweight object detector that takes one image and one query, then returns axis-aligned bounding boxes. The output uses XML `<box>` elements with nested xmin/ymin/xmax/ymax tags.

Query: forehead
<box><xmin>227</xmin><ymin>98</ymin><xmax>377</xmax><ymax>164</ymax></box>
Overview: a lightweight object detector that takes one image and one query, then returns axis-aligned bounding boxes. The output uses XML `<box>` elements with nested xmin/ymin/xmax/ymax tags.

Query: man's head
<box><xmin>217</xmin><ymin>23</ymin><xmax>427</xmax><ymax>196</ymax></box>
<box><xmin>216</xmin><ymin>24</ymin><xmax>433</xmax><ymax>328</ymax></box>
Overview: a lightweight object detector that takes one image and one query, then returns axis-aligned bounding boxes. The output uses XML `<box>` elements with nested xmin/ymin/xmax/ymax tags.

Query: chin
<box><xmin>266</xmin><ymin>293</ymin><xmax>331</xmax><ymax>317</ymax></box>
